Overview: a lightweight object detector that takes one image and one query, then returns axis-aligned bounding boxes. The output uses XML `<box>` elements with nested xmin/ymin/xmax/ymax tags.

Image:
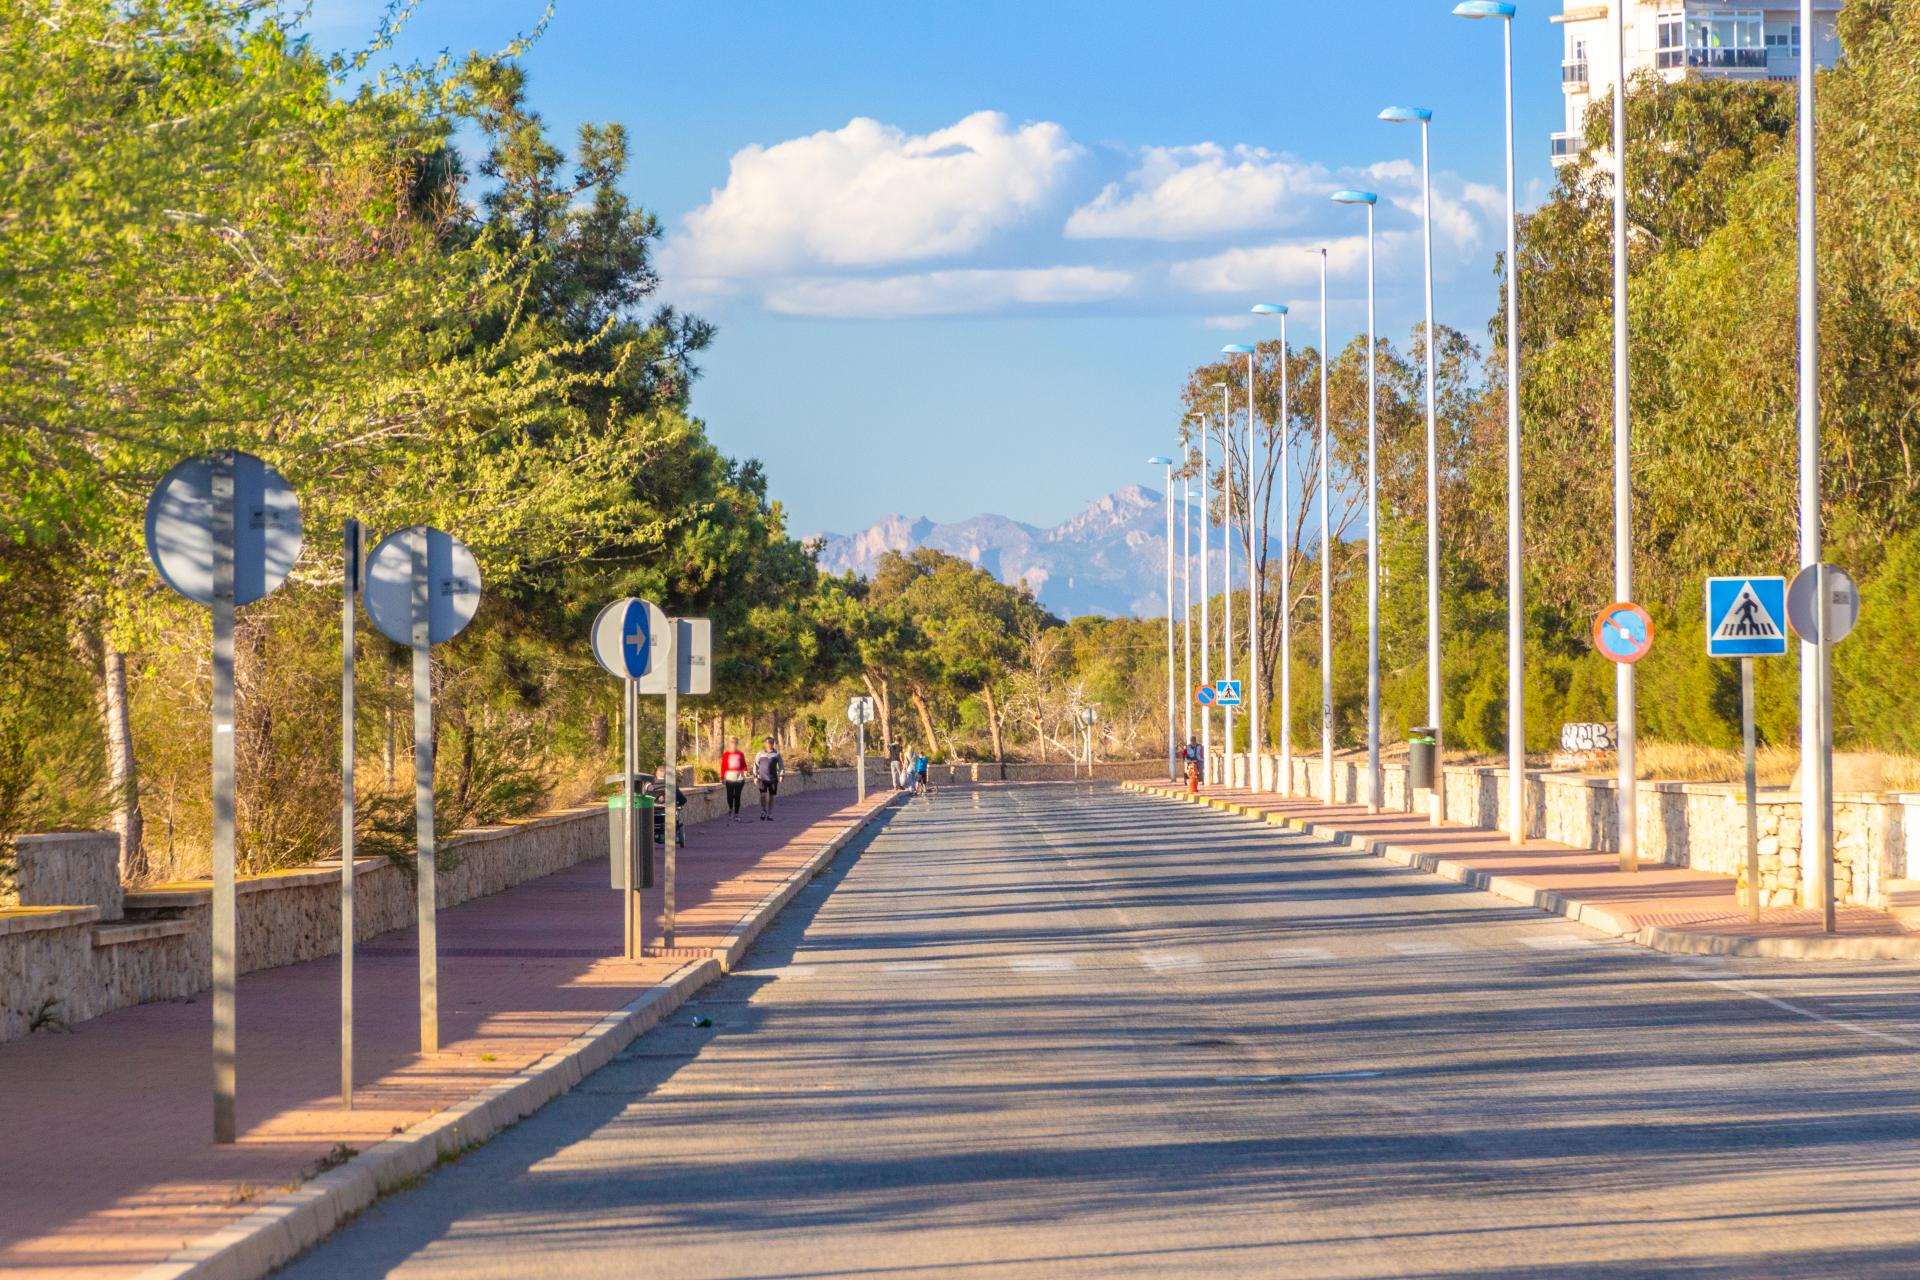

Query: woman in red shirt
<box><xmin>720</xmin><ymin>736</ymin><xmax>749</xmax><ymax>821</ymax></box>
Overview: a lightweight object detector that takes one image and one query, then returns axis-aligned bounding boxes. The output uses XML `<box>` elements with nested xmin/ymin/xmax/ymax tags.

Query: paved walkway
<box><xmin>1130</xmin><ymin>782</ymin><xmax>1920</xmax><ymax>959</ymax></box>
<box><xmin>0</xmin><ymin>787</ymin><xmax>891</xmax><ymax>1279</ymax></box>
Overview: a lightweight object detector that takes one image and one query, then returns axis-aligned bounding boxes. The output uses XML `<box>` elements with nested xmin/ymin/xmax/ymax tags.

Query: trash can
<box><xmin>1409</xmin><ymin>729</ymin><xmax>1438</xmax><ymax>792</ymax></box>
<box><xmin>607</xmin><ymin>791</ymin><xmax>655</xmax><ymax>890</ymax></box>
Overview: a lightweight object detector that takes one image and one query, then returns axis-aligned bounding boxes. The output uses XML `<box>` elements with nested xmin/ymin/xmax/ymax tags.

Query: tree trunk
<box><xmin>910</xmin><ymin>685</ymin><xmax>939</xmax><ymax>757</ymax></box>
<box><xmin>863</xmin><ymin>672</ymin><xmax>894</xmax><ymax>753</ymax></box>
<box><xmin>982</xmin><ymin>682</ymin><xmax>1007</xmax><ymax>780</ymax></box>
<box><xmin>71</xmin><ymin>625</ymin><xmax>145</xmax><ymax>882</ymax></box>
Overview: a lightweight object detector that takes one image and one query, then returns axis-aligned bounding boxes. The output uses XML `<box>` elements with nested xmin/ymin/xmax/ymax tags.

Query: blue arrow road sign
<box><xmin>619</xmin><ymin>599</ymin><xmax>653</xmax><ymax>678</ymax></box>
<box><xmin>1706</xmin><ymin>577</ymin><xmax>1789</xmax><ymax>658</ymax></box>
<box><xmin>1213</xmin><ymin>680</ymin><xmax>1243</xmax><ymax>707</ymax></box>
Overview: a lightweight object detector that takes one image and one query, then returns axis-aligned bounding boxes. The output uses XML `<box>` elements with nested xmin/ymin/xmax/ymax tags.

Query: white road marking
<box><xmin>882</xmin><ymin>961</ymin><xmax>946</xmax><ymax>973</ymax></box>
<box><xmin>1522</xmin><ymin>936</ymin><xmax>1599</xmax><ymax>951</ymax></box>
<box><xmin>1010</xmin><ymin>956</ymin><xmax>1076</xmax><ymax>972</ymax></box>
<box><xmin>740</xmin><ymin>965</ymin><xmax>817</xmax><ymax>977</ymax></box>
<box><xmin>1140</xmin><ymin>951</ymin><xmax>1200</xmax><ymax>971</ymax></box>
<box><xmin>1267</xmin><ymin>946</ymin><xmax>1336</xmax><ymax>964</ymax></box>
<box><xmin>1388</xmin><ymin>941</ymin><xmax>1463</xmax><ymax>957</ymax></box>
<box><xmin>1699</xmin><ymin>978</ymin><xmax>1920</xmax><ymax>1049</ymax></box>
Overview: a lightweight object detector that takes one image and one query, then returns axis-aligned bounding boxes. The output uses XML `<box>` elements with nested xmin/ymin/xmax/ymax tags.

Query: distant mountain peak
<box><xmin>811</xmin><ymin>486</ymin><xmax>1216</xmax><ymax>619</ymax></box>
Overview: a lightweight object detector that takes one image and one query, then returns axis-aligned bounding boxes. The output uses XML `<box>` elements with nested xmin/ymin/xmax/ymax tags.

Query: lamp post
<box><xmin>1216</xmin><ymin>379</ymin><xmax>1235</xmax><ymax>788</ymax></box>
<box><xmin>1455</xmin><ymin>0</ymin><xmax>1526</xmax><ymax>845</ymax></box>
<box><xmin>1199</xmin><ymin>409</ymin><xmax>1212</xmax><ymax>782</ymax></box>
<box><xmin>1795</xmin><ymin>0</ymin><xmax>1829</xmax><ymax>918</ymax></box>
<box><xmin>1312</xmin><ymin>250</ymin><xmax>1333</xmax><ymax>803</ymax></box>
<box><xmin>1223</xmin><ymin>343</ymin><xmax>1259</xmax><ymax>789</ymax></box>
<box><xmin>1332</xmin><ymin>188</ymin><xmax>1381</xmax><ymax>814</ymax></box>
<box><xmin>1382</xmin><ymin>104</ymin><xmax>1446</xmax><ymax>826</ymax></box>
<box><xmin>1150</xmin><ymin>456</ymin><xmax>1177</xmax><ymax>782</ymax></box>
<box><xmin>1252</xmin><ymin>305</ymin><xmax>1290</xmax><ymax>795</ymax></box>
<box><xmin>1607</xmin><ymin>2</ymin><xmax>1638</xmax><ymax>872</ymax></box>
<box><xmin>1182</xmin><ymin>438</ymin><xmax>1194</xmax><ymax>758</ymax></box>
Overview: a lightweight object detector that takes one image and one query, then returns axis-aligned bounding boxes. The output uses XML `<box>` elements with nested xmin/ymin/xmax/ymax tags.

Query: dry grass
<box><xmin>1597</xmin><ymin>742</ymin><xmax>1920</xmax><ymax>793</ymax></box>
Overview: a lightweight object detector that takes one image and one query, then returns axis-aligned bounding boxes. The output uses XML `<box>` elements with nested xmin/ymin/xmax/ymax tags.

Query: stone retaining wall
<box><xmin>1216</xmin><ymin>750</ymin><xmax>1917</xmax><ymax>909</ymax></box>
<box><xmin>0</xmin><ymin>768</ymin><xmax>869</xmax><ymax>1044</ymax></box>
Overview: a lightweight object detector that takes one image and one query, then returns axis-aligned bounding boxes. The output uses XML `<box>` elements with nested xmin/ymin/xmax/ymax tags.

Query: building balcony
<box><xmin>1562</xmin><ymin>59</ymin><xmax>1589</xmax><ymax>88</ymax></box>
<box><xmin>1687</xmin><ymin>47</ymin><xmax>1769</xmax><ymax>70</ymax></box>
<box><xmin>1551</xmin><ymin>132</ymin><xmax>1584</xmax><ymax>162</ymax></box>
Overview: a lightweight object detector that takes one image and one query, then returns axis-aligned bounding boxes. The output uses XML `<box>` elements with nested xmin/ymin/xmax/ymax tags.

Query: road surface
<box><xmin>284</xmin><ymin>783</ymin><xmax>1920</xmax><ymax>1278</ymax></box>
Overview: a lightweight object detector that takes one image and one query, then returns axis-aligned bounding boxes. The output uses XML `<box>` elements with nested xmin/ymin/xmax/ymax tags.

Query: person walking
<box><xmin>912</xmin><ymin>748</ymin><xmax>930</xmax><ymax>800</ymax></box>
<box><xmin>720</xmin><ymin>736</ymin><xmax>749</xmax><ymax>821</ymax></box>
<box><xmin>887</xmin><ymin>739</ymin><xmax>904</xmax><ymax>790</ymax></box>
<box><xmin>754</xmin><ymin>735</ymin><xmax>785</xmax><ymax>821</ymax></box>
<box><xmin>1181</xmin><ymin>736</ymin><xmax>1203</xmax><ymax>794</ymax></box>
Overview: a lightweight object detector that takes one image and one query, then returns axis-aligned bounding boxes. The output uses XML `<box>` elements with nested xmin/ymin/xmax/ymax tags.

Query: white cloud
<box><xmin>763</xmin><ymin>267</ymin><xmax>1134</xmax><ymax>319</ymax></box>
<box><xmin>663</xmin><ymin>111</ymin><xmax>1081</xmax><ymax>285</ymax></box>
<box><xmin>1065</xmin><ymin>144</ymin><xmax>1330</xmax><ymax>242</ymax></box>
<box><xmin>1169</xmin><ymin>233</ymin><xmax>1380</xmax><ymax>296</ymax></box>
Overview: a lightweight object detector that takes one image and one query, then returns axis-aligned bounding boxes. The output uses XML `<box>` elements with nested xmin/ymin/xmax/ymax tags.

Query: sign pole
<box><xmin>341</xmin><ymin>520</ymin><xmax>360</xmax><ymax>1109</ymax></box>
<box><xmin>624</xmin><ymin>676</ymin><xmax>639</xmax><ymax>960</ymax></box>
<box><xmin>663</xmin><ymin>620</ymin><xmax>679</xmax><ymax>950</ymax></box>
<box><xmin>411</xmin><ymin>528</ymin><xmax>438</xmax><ymax>1054</ymax></box>
<box><xmin>1818</xmin><ymin>564</ymin><xmax>1836</xmax><ymax>934</ymax></box>
<box><xmin>1743</xmin><ymin>656</ymin><xmax>1759</xmax><ymax>923</ymax></box>
<box><xmin>857</xmin><ymin>718</ymin><xmax>867</xmax><ymax>802</ymax></box>
<box><xmin>211</xmin><ymin>455</ymin><xmax>237</xmax><ymax>1145</ymax></box>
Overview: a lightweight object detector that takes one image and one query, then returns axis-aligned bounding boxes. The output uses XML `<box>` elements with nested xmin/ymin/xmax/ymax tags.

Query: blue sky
<box><xmin>310</xmin><ymin>0</ymin><xmax>1567</xmax><ymax>538</ymax></box>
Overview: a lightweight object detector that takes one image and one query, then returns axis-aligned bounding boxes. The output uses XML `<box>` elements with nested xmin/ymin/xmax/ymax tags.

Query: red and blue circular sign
<box><xmin>1195</xmin><ymin>685</ymin><xmax>1217</xmax><ymax>707</ymax></box>
<box><xmin>1592</xmin><ymin>602</ymin><xmax>1654</xmax><ymax>665</ymax></box>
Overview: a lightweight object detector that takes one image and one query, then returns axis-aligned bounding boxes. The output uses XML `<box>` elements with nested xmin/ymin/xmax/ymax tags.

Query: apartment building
<box><xmin>1554</xmin><ymin>1</ymin><xmax>1845</xmax><ymax>165</ymax></box>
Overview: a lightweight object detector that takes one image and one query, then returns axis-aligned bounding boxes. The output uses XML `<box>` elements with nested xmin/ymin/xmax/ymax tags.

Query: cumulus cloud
<box><xmin>1169</xmin><ymin>233</ymin><xmax>1382</xmax><ymax>296</ymax></box>
<box><xmin>1065</xmin><ymin>144</ymin><xmax>1330</xmax><ymax>242</ymax></box>
<box><xmin>763</xmin><ymin>267</ymin><xmax>1134</xmax><ymax>319</ymax></box>
<box><xmin>663</xmin><ymin>111</ymin><xmax>1082</xmax><ymax>286</ymax></box>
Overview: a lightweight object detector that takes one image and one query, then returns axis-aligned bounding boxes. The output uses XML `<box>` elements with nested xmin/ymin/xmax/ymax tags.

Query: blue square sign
<box><xmin>1213</xmin><ymin>679</ymin><xmax>1243</xmax><ymax>707</ymax></box>
<box><xmin>1705</xmin><ymin>577</ymin><xmax>1789</xmax><ymax>658</ymax></box>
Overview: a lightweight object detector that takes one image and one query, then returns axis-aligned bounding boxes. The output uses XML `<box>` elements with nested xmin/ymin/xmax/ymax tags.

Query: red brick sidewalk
<box><xmin>1135</xmin><ymin>782</ymin><xmax>1919</xmax><ymax>957</ymax></box>
<box><xmin>0</xmin><ymin>788</ymin><xmax>889</xmax><ymax>1279</ymax></box>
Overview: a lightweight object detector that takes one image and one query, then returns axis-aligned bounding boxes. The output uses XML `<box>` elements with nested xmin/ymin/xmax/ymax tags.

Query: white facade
<box><xmin>1554</xmin><ymin>1</ymin><xmax>1845</xmax><ymax>165</ymax></box>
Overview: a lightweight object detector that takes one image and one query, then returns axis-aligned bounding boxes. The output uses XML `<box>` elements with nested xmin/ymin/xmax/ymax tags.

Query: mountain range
<box><xmin>812</xmin><ymin>485</ymin><xmax>1226</xmax><ymax>619</ymax></box>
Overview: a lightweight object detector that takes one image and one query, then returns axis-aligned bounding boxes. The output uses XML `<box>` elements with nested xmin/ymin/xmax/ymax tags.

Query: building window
<box><xmin>1657</xmin><ymin>15</ymin><xmax>1685</xmax><ymax>69</ymax></box>
<box><xmin>1687</xmin><ymin>10</ymin><xmax>1767</xmax><ymax>70</ymax></box>
<box><xmin>1765</xmin><ymin>25</ymin><xmax>1800</xmax><ymax>55</ymax></box>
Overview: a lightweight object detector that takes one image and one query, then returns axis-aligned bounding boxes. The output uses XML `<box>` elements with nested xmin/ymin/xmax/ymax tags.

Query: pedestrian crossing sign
<box><xmin>1213</xmin><ymin>680</ymin><xmax>1243</xmax><ymax>707</ymax></box>
<box><xmin>1705</xmin><ymin>576</ymin><xmax>1789</xmax><ymax>658</ymax></box>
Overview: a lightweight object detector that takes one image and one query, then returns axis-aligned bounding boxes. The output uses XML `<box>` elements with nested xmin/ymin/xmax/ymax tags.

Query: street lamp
<box><xmin>1252</xmin><ymin>305</ymin><xmax>1290</xmax><ymax>796</ymax></box>
<box><xmin>1223</xmin><ymin>342</ymin><xmax>1258</xmax><ymax>789</ymax></box>
<box><xmin>1332</xmin><ymin>187</ymin><xmax>1382</xmax><ymax>814</ymax></box>
<box><xmin>1214</xmin><ymin>378</ymin><xmax>1234</xmax><ymax>787</ymax></box>
<box><xmin>1312</xmin><ymin>249</ymin><xmax>1333</xmax><ymax>803</ymax></box>
<box><xmin>1606</xmin><ymin>3</ymin><xmax>1638</xmax><ymax>872</ymax></box>
<box><xmin>1182</xmin><ymin>437</ymin><xmax>1194</xmax><ymax>762</ymax></box>
<box><xmin>1455</xmin><ymin>0</ymin><xmax>1526</xmax><ymax>845</ymax></box>
<box><xmin>1381</xmin><ymin>104</ymin><xmax>1446</xmax><ymax>827</ymax></box>
<box><xmin>1149</xmin><ymin>455</ymin><xmax>1176</xmax><ymax>783</ymax></box>
<box><xmin>1198</xmin><ymin>406</ymin><xmax>1212</xmax><ymax>783</ymax></box>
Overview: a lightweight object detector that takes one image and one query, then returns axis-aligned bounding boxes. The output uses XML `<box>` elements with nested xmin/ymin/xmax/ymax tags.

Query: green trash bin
<box><xmin>607</xmin><ymin>792</ymin><xmax>655</xmax><ymax>890</ymax></box>
<box><xmin>1409</xmin><ymin>729</ymin><xmax>1438</xmax><ymax>792</ymax></box>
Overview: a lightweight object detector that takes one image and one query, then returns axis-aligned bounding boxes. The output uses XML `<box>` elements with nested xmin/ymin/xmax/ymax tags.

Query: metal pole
<box><xmin>1365</xmin><ymin>202</ymin><xmax>1381</xmax><ymax>814</ymax></box>
<box><xmin>1612</xmin><ymin>0</ymin><xmax>1638</xmax><ymax>872</ymax></box>
<box><xmin>1222</xmin><ymin>383</ymin><xmax>1236</xmax><ymax>788</ymax></box>
<box><xmin>1797</xmin><ymin>0</ymin><xmax>1823</xmax><ymax>911</ymax></box>
<box><xmin>1183</xmin><ymin>456</ymin><xmax>1193</xmax><ymax>752</ymax></box>
<box><xmin>1248</xmin><ymin>350</ymin><xmax>1262</xmax><ymax>790</ymax></box>
<box><xmin>1165</xmin><ymin>463</ymin><xmax>1177</xmax><ymax>781</ymax></box>
<box><xmin>1502</xmin><ymin>16</ymin><xmax>1527</xmax><ymax>846</ymax></box>
<box><xmin>1279</xmin><ymin>316</ymin><xmax>1292</xmax><ymax>797</ymax></box>
<box><xmin>1421</xmin><ymin>117</ymin><xmax>1445</xmax><ymax>826</ymax></box>
<box><xmin>624</xmin><ymin>676</ymin><xmax>638</xmax><ymax>960</ymax></box>
<box><xmin>858</xmin><ymin>717</ymin><xmax>868</xmax><ymax>802</ymax></box>
<box><xmin>1200</xmin><ymin>414</ymin><xmax>1212</xmax><ymax>782</ymax></box>
<box><xmin>1318</xmin><ymin>249</ymin><xmax>1333</xmax><ymax>805</ymax></box>
<box><xmin>663</xmin><ymin>619</ymin><xmax>680</xmax><ymax>948</ymax></box>
<box><xmin>1743</xmin><ymin>657</ymin><xmax>1759</xmax><ymax>923</ymax></box>
<box><xmin>340</xmin><ymin>519</ymin><xmax>359</xmax><ymax>1110</ymax></box>
<box><xmin>411</xmin><ymin>527</ymin><xmax>437</xmax><ymax>1054</ymax></box>
<box><xmin>211</xmin><ymin>454</ymin><xmax>236</xmax><ymax>1145</ymax></box>
<box><xmin>1819</xmin><ymin>565</ymin><xmax>1836</xmax><ymax>933</ymax></box>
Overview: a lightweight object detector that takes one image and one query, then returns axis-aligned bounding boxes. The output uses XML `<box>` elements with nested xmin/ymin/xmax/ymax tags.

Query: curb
<box><xmin>137</xmin><ymin>793</ymin><xmax>902</xmax><ymax>1280</ymax></box>
<box><xmin>1122</xmin><ymin>782</ymin><xmax>1920</xmax><ymax>962</ymax></box>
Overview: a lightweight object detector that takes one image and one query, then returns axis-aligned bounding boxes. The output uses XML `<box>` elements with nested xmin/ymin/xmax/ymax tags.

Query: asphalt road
<box><xmin>282</xmin><ymin>783</ymin><xmax>1920</xmax><ymax>1279</ymax></box>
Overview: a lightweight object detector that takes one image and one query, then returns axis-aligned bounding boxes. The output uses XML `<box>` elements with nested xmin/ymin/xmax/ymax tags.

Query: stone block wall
<box><xmin>1213</xmin><ymin>750</ymin><xmax>1915</xmax><ymax>909</ymax></box>
<box><xmin>3</xmin><ymin>833</ymin><xmax>122</xmax><ymax>920</ymax></box>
